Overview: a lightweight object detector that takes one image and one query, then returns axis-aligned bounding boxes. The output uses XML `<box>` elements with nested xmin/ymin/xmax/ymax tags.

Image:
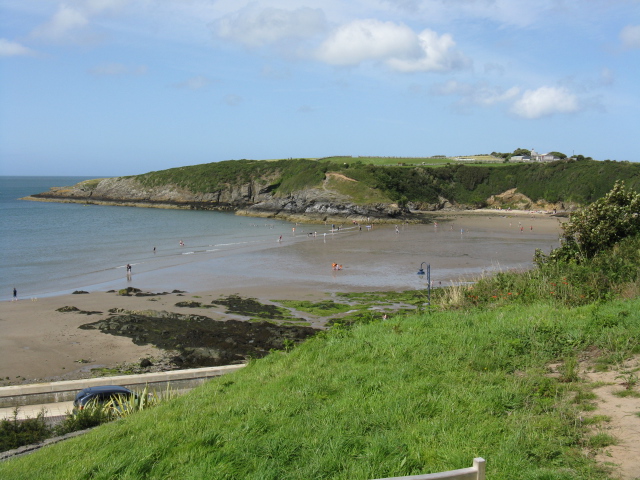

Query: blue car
<box><xmin>72</xmin><ymin>385</ymin><xmax>135</xmax><ymax>412</ymax></box>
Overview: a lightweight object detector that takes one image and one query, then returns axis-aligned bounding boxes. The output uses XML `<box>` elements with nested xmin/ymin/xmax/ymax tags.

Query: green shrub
<box><xmin>538</xmin><ymin>181</ymin><xmax>640</xmax><ymax>263</ymax></box>
<box><xmin>54</xmin><ymin>404</ymin><xmax>112</xmax><ymax>435</ymax></box>
<box><xmin>0</xmin><ymin>410</ymin><xmax>52</xmax><ymax>453</ymax></box>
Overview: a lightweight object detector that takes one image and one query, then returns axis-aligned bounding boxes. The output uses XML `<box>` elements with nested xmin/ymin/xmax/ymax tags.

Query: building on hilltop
<box><xmin>510</xmin><ymin>148</ymin><xmax>559</xmax><ymax>163</ymax></box>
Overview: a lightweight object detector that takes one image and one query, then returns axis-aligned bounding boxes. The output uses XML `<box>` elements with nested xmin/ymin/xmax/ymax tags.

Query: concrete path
<box><xmin>0</xmin><ymin>401</ymin><xmax>73</xmax><ymax>422</ymax></box>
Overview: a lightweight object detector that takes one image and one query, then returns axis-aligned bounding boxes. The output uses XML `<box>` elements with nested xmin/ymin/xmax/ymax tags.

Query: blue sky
<box><xmin>1</xmin><ymin>0</ymin><xmax>639</xmax><ymax>176</ymax></box>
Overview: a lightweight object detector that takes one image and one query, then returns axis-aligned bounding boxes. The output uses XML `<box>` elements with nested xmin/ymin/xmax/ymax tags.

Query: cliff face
<box><xmin>26</xmin><ymin>173</ymin><xmax>569</xmax><ymax>223</ymax></box>
<box><xmin>31</xmin><ymin>177</ymin><xmax>269</xmax><ymax>208</ymax></box>
<box><xmin>27</xmin><ymin>176</ymin><xmax>405</xmax><ymax>221</ymax></box>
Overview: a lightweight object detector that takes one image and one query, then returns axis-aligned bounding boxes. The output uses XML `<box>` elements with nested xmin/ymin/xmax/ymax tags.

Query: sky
<box><xmin>1</xmin><ymin>0</ymin><xmax>639</xmax><ymax>176</ymax></box>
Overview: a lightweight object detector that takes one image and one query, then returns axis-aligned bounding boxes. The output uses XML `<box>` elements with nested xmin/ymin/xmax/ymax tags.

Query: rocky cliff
<box><xmin>26</xmin><ymin>176</ymin><xmax>406</xmax><ymax>223</ymax></box>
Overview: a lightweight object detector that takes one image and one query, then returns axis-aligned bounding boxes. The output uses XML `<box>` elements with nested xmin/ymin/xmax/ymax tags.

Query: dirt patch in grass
<box><xmin>579</xmin><ymin>355</ymin><xmax>640</xmax><ymax>479</ymax></box>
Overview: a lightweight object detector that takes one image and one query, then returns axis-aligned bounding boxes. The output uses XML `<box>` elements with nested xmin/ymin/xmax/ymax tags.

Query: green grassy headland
<box><xmin>132</xmin><ymin>157</ymin><xmax>640</xmax><ymax>209</ymax></box>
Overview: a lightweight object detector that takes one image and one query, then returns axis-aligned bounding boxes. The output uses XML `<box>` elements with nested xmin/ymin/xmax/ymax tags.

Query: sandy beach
<box><xmin>0</xmin><ymin>210</ymin><xmax>564</xmax><ymax>385</ymax></box>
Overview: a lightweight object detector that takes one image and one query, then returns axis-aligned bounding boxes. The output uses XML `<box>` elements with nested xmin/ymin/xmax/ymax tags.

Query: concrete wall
<box><xmin>0</xmin><ymin>365</ymin><xmax>245</xmax><ymax>408</ymax></box>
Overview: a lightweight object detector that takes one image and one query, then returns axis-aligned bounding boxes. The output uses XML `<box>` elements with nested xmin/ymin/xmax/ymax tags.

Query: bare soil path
<box><xmin>583</xmin><ymin>356</ymin><xmax>640</xmax><ymax>480</ymax></box>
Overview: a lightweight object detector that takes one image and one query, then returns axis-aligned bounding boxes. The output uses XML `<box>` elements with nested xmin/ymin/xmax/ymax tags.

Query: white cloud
<box><xmin>30</xmin><ymin>4</ymin><xmax>89</xmax><ymax>41</ymax></box>
<box><xmin>29</xmin><ymin>0</ymin><xmax>128</xmax><ymax>43</ymax></box>
<box><xmin>85</xmin><ymin>0</ymin><xmax>129</xmax><ymax>14</ymax></box>
<box><xmin>431</xmin><ymin>80</ymin><xmax>520</xmax><ymax>106</ymax></box>
<box><xmin>316</xmin><ymin>20</ymin><xmax>417</xmax><ymax>66</ymax></box>
<box><xmin>316</xmin><ymin>19</ymin><xmax>468</xmax><ymax>72</ymax></box>
<box><xmin>173</xmin><ymin>75</ymin><xmax>213</xmax><ymax>90</ymax></box>
<box><xmin>381</xmin><ymin>0</ymin><xmax>587</xmax><ymax>29</ymax></box>
<box><xmin>387</xmin><ymin>29</ymin><xmax>470</xmax><ymax>72</ymax></box>
<box><xmin>599</xmin><ymin>67</ymin><xmax>614</xmax><ymax>87</ymax></box>
<box><xmin>477</xmin><ymin>86</ymin><xmax>520</xmax><ymax>106</ymax></box>
<box><xmin>224</xmin><ymin>94</ymin><xmax>243</xmax><ymax>106</ymax></box>
<box><xmin>511</xmin><ymin>86</ymin><xmax>580</xmax><ymax>119</ymax></box>
<box><xmin>88</xmin><ymin>63</ymin><xmax>147</xmax><ymax>76</ymax></box>
<box><xmin>620</xmin><ymin>24</ymin><xmax>640</xmax><ymax>49</ymax></box>
<box><xmin>0</xmin><ymin>39</ymin><xmax>36</xmax><ymax>57</ymax></box>
<box><xmin>212</xmin><ymin>6</ymin><xmax>327</xmax><ymax>48</ymax></box>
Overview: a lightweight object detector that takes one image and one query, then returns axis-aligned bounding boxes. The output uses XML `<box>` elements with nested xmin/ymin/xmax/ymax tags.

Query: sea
<box><xmin>0</xmin><ymin>176</ymin><xmax>562</xmax><ymax>302</ymax></box>
<box><xmin>0</xmin><ymin>176</ymin><xmax>306</xmax><ymax>301</ymax></box>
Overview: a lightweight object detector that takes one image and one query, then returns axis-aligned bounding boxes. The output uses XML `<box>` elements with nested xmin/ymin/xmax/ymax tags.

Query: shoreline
<box><xmin>23</xmin><ymin>194</ymin><xmax>569</xmax><ymax>224</ymax></box>
<box><xmin>0</xmin><ymin>213</ymin><xmax>564</xmax><ymax>386</ymax></box>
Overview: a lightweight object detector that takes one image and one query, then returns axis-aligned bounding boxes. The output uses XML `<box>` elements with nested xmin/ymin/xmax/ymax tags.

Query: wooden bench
<box><xmin>372</xmin><ymin>458</ymin><xmax>485</xmax><ymax>480</ymax></box>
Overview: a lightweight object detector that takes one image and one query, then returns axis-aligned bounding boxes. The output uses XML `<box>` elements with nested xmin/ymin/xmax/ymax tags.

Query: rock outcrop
<box><xmin>79</xmin><ymin>309</ymin><xmax>318</xmax><ymax>368</ymax></box>
<box><xmin>25</xmin><ymin>176</ymin><xmax>567</xmax><ymax>222</ymax></box>
<box><xmin>30</xmin><ymin>177</ymin><xmax>268</xmax><ymax>210</ymax></box>
<box><xmin>486</xmin><ymin>188</ymin><xmax>576</xmax><ymax>212</ymax></box>
<box><xmin>27</xmin><ymin>176</ymin><xmax>408</xmax><ymax>222</ymax></box>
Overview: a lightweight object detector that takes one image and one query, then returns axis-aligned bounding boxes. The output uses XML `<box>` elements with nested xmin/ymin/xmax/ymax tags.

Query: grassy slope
<box><xmin>3</xmin><ymin>298</ymin><xmax>639</xmax><ymax>479</ymax></box>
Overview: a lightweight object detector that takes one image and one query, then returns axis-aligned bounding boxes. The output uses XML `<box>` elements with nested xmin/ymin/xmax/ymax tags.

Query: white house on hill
<box><xmin>510</xmin><ymin>149</ymin><xmax>559</xmax><ymax>163</ymax></box>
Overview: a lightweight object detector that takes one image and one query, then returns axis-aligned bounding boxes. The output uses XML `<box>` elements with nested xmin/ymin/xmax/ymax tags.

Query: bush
<box><xmin>0</xmin><ymin>409</ymin><xmax>52</xmax><ymax>453</ymax></box>
<box><xmin>539</xmin><ymin>181</ymin><xmax>640</xmax><ymax>263</ymax></box>
<box><xmin>54</xmin><ymin>405</ymin><xmax>112</xmax><ymax>436</ymax></box>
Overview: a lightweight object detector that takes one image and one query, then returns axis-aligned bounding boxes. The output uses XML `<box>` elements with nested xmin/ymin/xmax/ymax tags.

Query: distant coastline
<box><xmin>23</xmin><ymin>192</ymin><xmax>567</xmax><ymax>225</ymax></box>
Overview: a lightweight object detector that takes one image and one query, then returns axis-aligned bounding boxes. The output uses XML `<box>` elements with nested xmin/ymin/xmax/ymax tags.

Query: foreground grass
<box><xmin>3</xmin><ymin>298</ymin><xmax>639</xmax><ymax>479</ymax></box>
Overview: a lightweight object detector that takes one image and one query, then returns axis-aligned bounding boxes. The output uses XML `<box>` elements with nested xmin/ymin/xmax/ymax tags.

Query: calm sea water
<box><xmin>0</xmin><ymin>176</ymin><xmax>300</xmax><ymax>300</ymax></box>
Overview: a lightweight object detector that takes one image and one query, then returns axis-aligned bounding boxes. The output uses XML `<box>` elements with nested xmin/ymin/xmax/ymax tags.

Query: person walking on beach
<box><xmin>12</xmin><ymin>287</ymin><xmax>17</xmax><ymax>301</ymax></box>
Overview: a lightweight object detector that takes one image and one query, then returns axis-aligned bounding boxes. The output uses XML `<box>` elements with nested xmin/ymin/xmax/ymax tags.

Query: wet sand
<box><xmin>0</xmin><ymin>210</ymin><xmax>564</xmax><ymax>384</ymax></box>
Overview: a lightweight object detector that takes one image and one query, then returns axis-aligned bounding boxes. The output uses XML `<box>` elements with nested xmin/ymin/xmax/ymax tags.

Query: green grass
<box><xmin>324</xmin><ymin>174</ymin><xmax>392</xmax><ymax>204</ymax></box>
<box><xmin>324</xmin><ymin>155</ymin><xmax>504</xmax><ymax>167</ymax></box>
<box><xmin>586</xmin><ymin>433</ymin><xmax>617</xmax><ymax>449</ymax></box>
<box><xmin>277</xmin><ymin>299</ymin><xmax>355</xmax><ymax>316</ymax></box>
<box><xmin>3</xmin><ymin>297</ymin><xmax>638</xmax><ymax>479</ymax></box>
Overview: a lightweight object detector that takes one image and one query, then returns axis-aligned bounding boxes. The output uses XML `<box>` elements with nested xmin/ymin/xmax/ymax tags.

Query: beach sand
<box><xmin>0</xmin><ymin>210</ymin><xmax>564</xmax><ymax>385</ymax></box>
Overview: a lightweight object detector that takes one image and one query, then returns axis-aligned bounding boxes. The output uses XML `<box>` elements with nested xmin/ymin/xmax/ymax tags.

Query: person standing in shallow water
<box><xmin>12</xmin><ymin>287</ymin><xmax>17</xmax><ymax>301</ymax></box>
